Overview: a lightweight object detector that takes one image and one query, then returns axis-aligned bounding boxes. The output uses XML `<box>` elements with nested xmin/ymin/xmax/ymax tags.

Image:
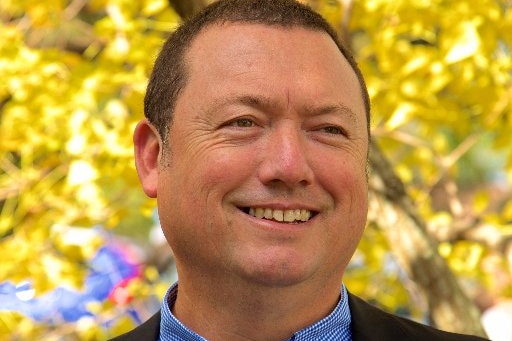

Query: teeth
<box><xmin>273</xmin><ymin>210</ymin><xmax>284</xmax><ymax>222</ymax></box>
<box><xmin>264</xmin><ymin>208</ymin><xmax>273</xmax><ymax>219</ymax></box>
<box><xmin>301</xmin><ymin>210</ymin><xmax>311</xmax><ymax>222</ymax></box>
<box><xmin>284</xmin><ymin>210</ymin><xmax>295</xmax><ymax>222</ymax></box>
<box><xmin>255</xmin><ymin>207</ymin><xmax>264</xmax><ymax>219</ymax></box>
<box><xmin>294</xmin><ymin>209</ymin><xmax>301</xmax><ymax>221</ymax></box>
<box><xmin>247</xmin><ymin>208</ymin><xmax>312</xmax><ymax>223</ymax></box>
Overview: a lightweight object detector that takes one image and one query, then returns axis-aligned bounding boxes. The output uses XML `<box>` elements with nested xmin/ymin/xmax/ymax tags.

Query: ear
<box><xmin>133</xmin><ymin>119</ymin><xmax>162</xmax><ymax>198</ymax></box>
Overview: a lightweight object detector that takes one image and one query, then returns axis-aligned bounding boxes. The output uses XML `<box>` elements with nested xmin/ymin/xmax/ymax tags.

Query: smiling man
<box><xmin>111</xmin><ymin>0</ymin><xmax>487</xmax><ymax>340</ymax></box>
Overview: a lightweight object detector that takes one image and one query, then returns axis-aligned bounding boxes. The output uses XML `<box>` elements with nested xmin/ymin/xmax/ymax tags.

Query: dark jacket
<box><xmin>109</xmin><ymin>293</ymin><xmax>488</xmax><ymax>340</ymax></box>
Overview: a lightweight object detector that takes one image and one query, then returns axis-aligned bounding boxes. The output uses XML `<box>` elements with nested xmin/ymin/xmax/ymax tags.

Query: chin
<box><xmin>245</xmin><ymin>272</ymin><xmax>309</xmax><ymax>288</ymax></box>
<box><xmin>238</xmin><ymin>256</ymin><xmax>316</xmax><ymax>288</ymax></box>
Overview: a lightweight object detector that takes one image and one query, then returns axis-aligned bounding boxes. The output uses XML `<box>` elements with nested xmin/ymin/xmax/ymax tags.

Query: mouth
<box><xmin>240</xmin><ymin>207</ymin><xmax>317</xmax><ymax>224</ymax></box>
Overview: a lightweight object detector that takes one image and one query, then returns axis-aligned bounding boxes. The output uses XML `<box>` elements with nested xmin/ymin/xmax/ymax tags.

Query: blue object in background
<box><xmin>0</xmin><ymin>237</ymin><xmax>143</xmax><ymax>324</ymax></box>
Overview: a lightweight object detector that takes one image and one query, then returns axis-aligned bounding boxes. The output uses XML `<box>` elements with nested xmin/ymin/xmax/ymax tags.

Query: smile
<box><xmin>244</xmin><ymin>207</ymin><xmax>314</xmax><ymax>223</ymax></box>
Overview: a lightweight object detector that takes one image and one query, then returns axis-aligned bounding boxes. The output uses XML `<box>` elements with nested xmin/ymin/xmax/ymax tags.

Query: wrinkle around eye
<box><xmin>214</xmin><ymin>117</ymin><xmax>264</xmax><ymax>145</ymax></box>
<box><xmin>306</xmin><ymin>127</ymin><xmax>355</xmax><ymax>149</ymax></box>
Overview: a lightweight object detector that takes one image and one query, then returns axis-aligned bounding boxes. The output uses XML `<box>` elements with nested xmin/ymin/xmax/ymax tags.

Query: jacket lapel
<box><xmin>348</xmin><ymin>293</ymin><xmax>409</xmax><ymax>341</ymax></box>
<box><xmin>109</xmin><ymin>310</ymin><xmax>161</xmax><ymax>341</ymax></box>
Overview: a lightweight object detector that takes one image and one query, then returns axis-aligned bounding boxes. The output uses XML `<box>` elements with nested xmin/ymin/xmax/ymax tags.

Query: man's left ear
<box><xmin>133</xmin><ymin>119</ymin><xmax>161</xmax><ymax>198</ymax></box>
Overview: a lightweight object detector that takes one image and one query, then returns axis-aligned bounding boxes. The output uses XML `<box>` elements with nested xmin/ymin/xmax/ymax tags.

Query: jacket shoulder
<box><xmin>348</xmin><ymin>293</ymin><xmax>488</xmax><ymax>341</ymax></box>
<box><xmin>107</xmin><ymin>310</ymin><xmax>161</xmax><ymax>341</ymax></box>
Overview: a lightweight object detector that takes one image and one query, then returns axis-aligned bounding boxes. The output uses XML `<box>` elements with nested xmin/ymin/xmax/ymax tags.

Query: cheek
<box><xmin>161</xmin><ymin>147</ymin><xmax>256</xmax><ymax>233</ymax></box>
<box><xmin>328</xmin><ymin>161</ymin><xmax>368</xmax><ymax>244</ymax></box>
<box><xmin>319</xmin><ymin>157</ymin><xmax>369</xmax><ymax>237</ymax></box>
<box><xmin>321</xmin><ymin>157</ymin><xmax>368</xmax><ymax>199</ymax></box>
<box><xmin>194</xmin><ymin>148</ymin><xmax>257</xmax><ymax>190</ymax></box>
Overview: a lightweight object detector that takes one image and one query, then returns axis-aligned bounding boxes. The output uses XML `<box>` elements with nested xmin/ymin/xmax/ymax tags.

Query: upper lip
<box><xmin>236</xmin><ymin>203</ymin><xmax>320</xmax><ymax>217</ymax></box>
<box><xmin>237</xmin><ymin>204</ymin><xmax>319</xmax><ymax>212</ymax></box>
<box><xmin>237</xmin><ymin>202</ymin><xmax>319</xmax><ymax>211</ymax></box>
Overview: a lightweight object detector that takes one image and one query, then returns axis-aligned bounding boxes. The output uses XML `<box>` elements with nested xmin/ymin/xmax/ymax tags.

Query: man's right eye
<box><xmin>228</xmin><ymin>118</ymin><xmax>255</xmax><ymax>127</ymax></box>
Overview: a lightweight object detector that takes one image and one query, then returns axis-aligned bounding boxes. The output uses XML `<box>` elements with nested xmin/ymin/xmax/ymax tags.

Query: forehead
<box><xmin>180</xmin><ymin>22</ymin><xmax>365</xmax><ymax>119</ymax></box>
<box><xmin>185</xmin><ymin>22</ymin><xmax>346</xmax><ymax>75</ymax></box>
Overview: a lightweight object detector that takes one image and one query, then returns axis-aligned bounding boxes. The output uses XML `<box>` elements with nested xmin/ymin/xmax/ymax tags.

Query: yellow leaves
<box><xmin>363</xmin><ymin>0</ymin><xmax>390</xmax><ymax>13</ymax></box>
<box><xmin>66</xmin><ymin>133</ymin><xmax>87</xmax><ymax>155</ymax></box>
<box><xmin>75</xmin><ymin>316</ymin><xmax>108</xmax><ymax>341</ymax></box>
<box><xmin>105</xmin><ymin>99</ymin><xmax>129</xmax><ymax>122</ymax></box>
<box><xmin>445</xmin><ymin>21</ymin><xmax>481</xmax><ymax>64</ymax></box>
<box><xmin>402</xmin><ymin>53</ymin><xmax>431</xmax><ymax>75</ymax></box>
<box><xmin>67</xmin><ymin>160</ymin><xmax>98</xmax><ymax>186</ymax></box>
<box><xmin>0</xmin><ymin>0</ymin><xmax>509</xmax><ymax>338</ymax></box>
<box><xmin>502</xmin><ymin>200</ymin><xmax>512</xmax><ymax>222</ymax></box>
<box><xmin>0</xmin><ymin>312</ymin><xmax>44</xmax><ymax>340</ymax></box>
<box><xmin>346</xmin><ymin>224</ymin><xmax>415</xmax><ymax>316</ymax></box>
<box><xmin>472</xmin><ymin>191</ymin><xmax>491</xmax><ymax>215</ymax></box>
<box><xmin>65</xmin><ymin>159</ymin><xmax>108</xmax><ymax>219</ymax></box>
<box><xmin>142</xmin><ymin>0</ymin><xmax>169</xmax><ymax>16</ymax></box>
<box><xmin>315</xmin><ymin>0</ymin><xmax>343</xmax><ymax>30</ymax></box>
<box><xmin>0</xmin><ymin>2</ymin><xmax>166</xmax><ymax>339</ymax></box>
<box><xmin>51</xmin><ymin>225</ymin><xmax>103</xmax><ymax>261</ymax></box>
<box><xmin>0</xmin><ymin>1</ymin><xmax>172</xmax><ymax>305</ymax></box>
<box><xmin>40</xmin><ymin>253</ymin><xmax>82</xmax><ymax>289</ymax></box>
<box><xmin>106</xmin><ymin>2</ymin><xmax>132</xmax><ymax>31</ymax></box>
<box><xmin>385</xmin><ymin>102</ymin><xmax>416</xmax><ymax>130</ymax></box>
<box><xmin>502</xmin><ymin>8</ymin><xmax>512</xmax><ymax>48</ymax></box>
<box><xmin>429</xmin><ymin>68</ymin><xmax>453</xmax><ymax>93</ymax></box>
<box><xmin>94</xmin><ymin>0</ymin><xmax>178</xmax><ymax>63</ymax></box>
<box><xmin>106</xmin><ymin>315</ymin><xmax>138</xmax><ymax>339</ymax></box>
<box><xmin>442</xmin><ymin>241</ymin><xmax>485</xmax><ymax>275</ymax></box>
<box><xmin>1</xmin><ymin>235</ymin><xmax>64</xmax><ymax>295</ymax></box>
<box><xmin>1</xmin><ymin>0</ymin><xmax>65</xmax><ymax>27</ymax></box>
<box><xmin>355</xmin><ymin>0</ymin><xmax>512</xmax><ymax>193</ymax></box>
<box><xmin>395</xmin><ymin>164</ymin><xmax>414</xmax><ymax>183</ymax></box>
<box><xmin>352</xmin><ymin>0</ymin><xmax>511</xmax><ymax>317</ymax></box>
<box><xmin>428</xmin><ymin>211</ymin><xmax>454</xmax><ymax>240</ymax></box>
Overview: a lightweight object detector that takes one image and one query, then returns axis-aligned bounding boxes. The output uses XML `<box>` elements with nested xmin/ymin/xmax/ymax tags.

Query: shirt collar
<box><xmin>159</xmin><ymin>282</ymin><xmax>352</xmax><ymax>341</ymax></box>
<box><xmin>160</xmin><ymin>282</ymin><xmax>206</xmax><ymax>341</ymax></box>
<box><xmin>290</xmin><ymin>284</ymin><xmax>352</xmax><ymax>340</ymax></box>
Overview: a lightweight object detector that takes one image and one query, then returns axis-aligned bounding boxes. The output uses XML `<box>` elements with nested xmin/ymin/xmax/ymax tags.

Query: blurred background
<box><xmin>0</xmin><ymin>0</ymin><xmax>511</xmax><ymax>340</ymax></box>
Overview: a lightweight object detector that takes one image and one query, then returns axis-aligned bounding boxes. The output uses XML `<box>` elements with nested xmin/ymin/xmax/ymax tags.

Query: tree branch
<box><xmin>368</xmin><ymin>141</ymin><xmax>487</xmax><ymax>336</ymax></box>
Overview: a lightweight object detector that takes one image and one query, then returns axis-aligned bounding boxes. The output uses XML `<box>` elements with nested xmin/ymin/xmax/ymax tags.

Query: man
<box><xmin>112</xmin><ymin>0</ymin><xmax>488</xmax><ymax>340</ymax></box>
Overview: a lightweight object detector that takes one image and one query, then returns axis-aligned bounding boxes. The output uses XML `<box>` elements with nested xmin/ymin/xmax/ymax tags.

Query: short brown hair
<box><xmin>144</xmin><ymin>0</ymin><xmax>370</xmax><ymax>143</ymax></box>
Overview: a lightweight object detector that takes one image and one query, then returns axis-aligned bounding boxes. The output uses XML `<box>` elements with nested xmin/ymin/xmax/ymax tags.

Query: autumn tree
<box><xmin>1</xmin><ymin>0</ymin><xmax>511</xmax><ymax>339</ymax></box>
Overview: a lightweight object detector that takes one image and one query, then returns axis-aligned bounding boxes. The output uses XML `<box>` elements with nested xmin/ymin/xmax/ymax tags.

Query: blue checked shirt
<box><xmin>158</xmin><ymin>282</ymin><xmax>352</xmax><ymax>341</ymax></box>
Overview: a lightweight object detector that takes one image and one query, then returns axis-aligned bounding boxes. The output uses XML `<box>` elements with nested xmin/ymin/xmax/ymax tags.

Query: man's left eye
<box><xmin>320</xmin><ymin>126</ymin><xmax>345</xmax><ymax>135</ymax></box>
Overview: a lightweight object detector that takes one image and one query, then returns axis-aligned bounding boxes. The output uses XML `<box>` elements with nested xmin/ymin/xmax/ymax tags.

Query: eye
<box><xmin>319</xmin><ymin>125</ymin><xmax>346</xmax><ymax>136</ymax></box>
<box><xmin>226</xmin><ymin>118</ymin><xmax>255</xmax><ymax>128</ymax></box>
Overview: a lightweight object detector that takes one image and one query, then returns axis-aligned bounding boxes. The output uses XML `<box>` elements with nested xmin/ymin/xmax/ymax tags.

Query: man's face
<box><xmin>157</xmin><ymin>23</ymin><xmax>369</xmax><ymax>287</ymax></box>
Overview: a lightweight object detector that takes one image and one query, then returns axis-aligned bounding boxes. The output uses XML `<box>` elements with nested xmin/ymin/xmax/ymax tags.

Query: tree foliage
<box><xmin>0</xmin><ymin>0</ymin><xmax>179</xmax><ymax>338</ymax></box>
<box><xmin>339</xmin><ymin>0</ymin><xmax>511</xmax><ymax>335</ymax></box>
<box><xmin>0</xmin><ymin>0</ymin><xmax>511</xmax><ymax>339</ymax></box>
<box><xmin>348</xmin><ymin>0</ymin><xmax>512</xmax><ymax>315</ymax></box>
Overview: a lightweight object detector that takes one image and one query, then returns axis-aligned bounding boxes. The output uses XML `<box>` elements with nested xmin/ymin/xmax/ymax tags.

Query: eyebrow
<box><xmin>302</xmin><ymin>103</ymin><xmax>358</xmax><ymax>123</ymax></box>
<box><xmin>208</xmin><ymin>94</ymin><xmax>358</xmax><ymax>121</ymax></box>
<box><xmin>204</xmin><ymin>94</ymin><xmax>274</xmax><ymax>115</ymax></box>
<box><xmin>230</xmin><ymin>94</ymin><xmax>274</xmax><ymax>110</ymax></box>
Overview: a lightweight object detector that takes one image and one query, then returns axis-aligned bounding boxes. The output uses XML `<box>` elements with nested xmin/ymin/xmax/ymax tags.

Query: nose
<box><xmin>257</xmin><ymin>123</ymin><xmax>314</xmax><ymax>188</ymax></box>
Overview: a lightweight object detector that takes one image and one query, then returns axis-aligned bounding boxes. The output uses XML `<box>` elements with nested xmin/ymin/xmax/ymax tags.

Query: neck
<box><xmin>172</xmin><ymin>270</ymin><xmax>342</xmax><ymax>341</ymax></box>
